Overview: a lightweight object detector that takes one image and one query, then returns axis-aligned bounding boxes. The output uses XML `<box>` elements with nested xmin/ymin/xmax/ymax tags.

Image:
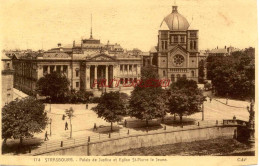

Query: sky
<box><xmin>0</xmin><ymin>0</ymin><xmax>258</xmax><ymax>52</ymax></box>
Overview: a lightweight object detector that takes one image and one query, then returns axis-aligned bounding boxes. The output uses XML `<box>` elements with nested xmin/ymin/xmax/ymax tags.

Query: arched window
<box><xmin>163</xmin><ymin>70</ymin><xmax>166</xmax><ymax>76</ymax></box>
<box><xmin>191</xmin><ymin>70</ymin><xmax>195</xmax><ymax>77</ymax></box>
<box><xmin>177</xmin><ymin>74</ymin><xmax>181</xmax><ymax>80</ymax></box>
<box><xmin>190</xmin><ymin>41</ymin><xmax>193</xmax><ymax>50</ymax></box>
<box><xmin>161</xmin><ymin>41</ymin><xmax>164</xmax><ymax>50</ymax></box>
<box><xmin>171</xmin><ymin>74</ymin><xmax>175</xmax><ymax>82</ymax></box>
<box><xmin>182</xmin><ymin>74</ymin><xmax>186</xmax><ymax>79</ymax></box>
<box><xmin>194</xmin><ymin>41</ymin><xmax>197</xmax><ymax>50</ymax></box>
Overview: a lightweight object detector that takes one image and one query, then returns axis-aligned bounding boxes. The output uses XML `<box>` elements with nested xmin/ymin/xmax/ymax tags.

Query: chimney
<box><xmin>73</xmin><ymin>40</ymin><xmax>75</xmax><ymax>47</ymax></box>
<box><xmin>58</xmin><ymin>43</ymin><xmax>61</xmax><ymax>47</ymax></box>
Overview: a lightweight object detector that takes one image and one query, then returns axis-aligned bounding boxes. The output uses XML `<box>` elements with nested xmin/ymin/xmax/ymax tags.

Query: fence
<box><xmin>31</xmin><ymin>119</ymin><xmax>247</xmax><ymax>155</ymax></box>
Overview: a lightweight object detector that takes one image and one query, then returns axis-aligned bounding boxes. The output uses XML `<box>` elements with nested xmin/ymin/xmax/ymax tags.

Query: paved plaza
<box><xmin>3</xmin><ymin>89</ymin><xmax>251</xmax><ymax>155</ymax></box>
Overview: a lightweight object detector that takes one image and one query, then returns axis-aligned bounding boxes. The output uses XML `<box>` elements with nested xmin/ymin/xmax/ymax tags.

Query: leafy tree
<box><xmin>36</xmin><ymin>72</ymin><xmax>70</xmax><ymax>102</ymax></box>
<box><xmin>68</xmin><ymin>90</ymin><xmax>93</xmax><ymax>103</ymax></box>
<box><xmin>2</xmin><ymin>97</ymin><xmax>48</xmax><ymax>145</ymax></box>
<box><xmin>92</xmin><ymin>91</ymin><xmax>127</xmax><ymax>131</ymax></box>
<box><xmin>207</xmin><ymin>50</ymin><xmax>255</xmax><ymax>99</ymax></box>
<box><xmin>65</xmin><ymin>107</ymin><xmax>75</xmax><ymax>138</ymax></box>
<box><xmin>128</xmin><ymin>65</ymin><xmax>166</xmax><ymax>126</ymax></box>
<box><xmin>167</xmin><ymin>78</ymin><xmax>205</xmax><ymax>122</ymax></box>
<box><xmin>198</xmin><ymin>60</ymin><xmax>205</xmax><ymax>83</ymax></box>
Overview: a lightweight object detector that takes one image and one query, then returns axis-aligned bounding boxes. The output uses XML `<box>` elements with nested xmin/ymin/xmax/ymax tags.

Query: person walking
<box><xmin>44</xmin><ymin>131</ymin><xmax>49</xmax><ymax>141</ymax></box>
<box><xmin>210</xmin><ymin>97</ymin><xmax>212</xmax><ymax>103</ymax></box>
<box><xmin>65</xmin><ymin>121</ymin><xmax>68</xmax><ymax>130</ymax></box>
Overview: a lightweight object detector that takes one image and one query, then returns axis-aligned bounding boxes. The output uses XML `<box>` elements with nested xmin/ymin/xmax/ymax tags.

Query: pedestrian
<box><xmin>124</xmin><ymin>119</ymin><xmax>127</xmax><ymax>127</ymax></box>
<box><xmin>233</xmin><ymin>115</ymin><xmax>236</xmax><ymax>120</ymax></box>
<box><xmin>93</xmin><ymin>123</ymin><xmax>97</xmax><ymax>131</ymax></box>
<box><xmin>65</xmin><ymin>121</ymin><xmax>68</xmax><ymax>130</ymax></box>
<box><xmin>86</xmin><ymin>104</ymin><xmax>88</xmax><ymax>109</ymax></box>
<box><xmin>210</xmin><ymin>97</ymin><xmax>212</xmax><ymax>103</ymax></box>
<box><xmin>44</xmin><ymin>131</ymin><xmax>49</xmax><ymax>141</ymax></box>
<box><xmin>62</xmin><ymin>114</ymin><xmax>66</xmax><ymax>120</ymax></box>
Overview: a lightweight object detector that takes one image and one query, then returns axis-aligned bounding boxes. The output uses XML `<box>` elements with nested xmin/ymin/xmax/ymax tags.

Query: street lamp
<box><xmin>247</xmin><ymin>100</ymin><xmax>255</xmax><ymax>148</ymax></box>
<box><xmin>49</xmin><ymin>99</ymin><xmax>51</xmax><ymax>113</ymax></box>
<box><xmin>49</xmin><ymin>118</ymin><xmax>52</xmax><ymax>136</ymax></box>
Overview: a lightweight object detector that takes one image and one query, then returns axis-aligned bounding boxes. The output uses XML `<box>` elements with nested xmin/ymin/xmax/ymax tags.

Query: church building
<box><xmin>150</xmin><ymin>5</ymin><xmax>199</xmax><ymax>83</ymax></box>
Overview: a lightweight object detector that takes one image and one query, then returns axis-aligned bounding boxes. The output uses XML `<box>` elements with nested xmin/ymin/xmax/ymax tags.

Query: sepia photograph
<box><xmin>0</xmin><ymin>0</ymin><xmax>258</xmax><ymax>165</ymax></box>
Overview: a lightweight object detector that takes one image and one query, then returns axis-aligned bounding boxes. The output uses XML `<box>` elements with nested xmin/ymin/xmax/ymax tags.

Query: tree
<box><xmin>92</xmin><ymin>91</ymin><xmax>127</xmax><ymax>131</ymax></box>
<box><xmin>167</xmin><ymin>78</ymin><xmax>205</xmax><ymax>122</ymax></box>
<box><xmin>2</xmin><ymin>97</ymin><xmax>48</xmax><ymax>145</ymax></box>
<box><xmin>198</xmin><ymin>60</ymin><xmax>205</xmax><ymax>83</ymax></box>
<box><xmin>65</xmin><ymin>107</ymin><xmax>75</xmax><ymax>138</ymax></box>
<box><xmin>207</xmin><ymin>50</ymin><xmax>255</xmax><ymax>99</ymax></box>
<box><xmin>128</xmin><ymin>65</ymin><xmax>166</xmax><ymax>126</ymax></box>
<box><xmin>36</xmin><ymin>72</ymin><xmax>70</xmax><ymax>102</ymax></box>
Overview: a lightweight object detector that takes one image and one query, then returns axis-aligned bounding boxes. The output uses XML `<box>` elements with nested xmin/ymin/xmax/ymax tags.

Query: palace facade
<box><xmin>12</xmin><ymin>36</ymin><xmax>142</xmax><ymax>96</ymax></box>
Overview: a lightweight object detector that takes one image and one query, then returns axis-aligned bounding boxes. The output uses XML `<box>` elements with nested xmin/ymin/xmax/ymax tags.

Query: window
<box><xmin>56</xmin><ymin>66</ymin><xmax>61</xmax><ymax>73</ymax></box>
<box><xmin>171</xmin><ymin>74</ymin><xmax>175</xmax><ymax>82</ymax></box>
<box><xmin>194</xmin><ymin>41</ymin><xmax>197</xmax><ymax>50</ymax></box>
<box><xmin>120</xmin><ymin>65</ymin><xmax>123</xmax><ymax>72</ymax></box>
<box><xmin>165</xmin><ymin>41</ymin><xmax>168</xmax><ymax>49</ymax></box>
<box><xmin>120</xmin><ymin>78</ymin><xmax>124</xmax><ymax>84</ymax></box>
<box><xmin>75</xmin><ymin>68</ymin><xmax>79</xmax><ymax>77</ymax></box>
<box><xmin>190</xmin><ymin>41</ymin><xmax>193</xmax><ymax>50</ymax></box>
<box><xmin>50</xmin><ymin>66</ymin><xmax>54</xmax><ymax>73</ymax></box>
<box><xmin>177</xmin><ymin>74</ymin><xmax>181</xmax><ymax>80</ymax></box>
<box><xmin>125</xmin><ymin>78</ymin><xmax>128</xmax><ymax>84</ymax></box>
<box><xmin>191</xmin><ymin>71</ymin><xmax>195</xmax><ymax>77</ymax></box>
<box><xmin>63</xmin><ymin>65</ymin><xmax>68</xmax><ymax>73</ymax></box>
<box><xmin>181</xmin><ymin>36</ymin><xmax>185</xmax><ymax>43</ymax></box>
<box><xmin>182</xmin><ymin>74</ymin><xmax>186</xmax><ymax>79</ymax></box>
<box><xmin>161</xmin><ymin>41</ymin><xmax>164</xmax><ymax>50</ymax></box>
<box><xmin>124</xmin><ymin>65</ymin><xmax>127</xmax><ymax>71</ymax></box>
<box><xmin>7</xmin><ymin>63</ymin><xmax>10</xmax><ymax>69</ymax></box>
<box><xmin>76</xmin><ymin>82</ymin><xmax>79</xmax><ymax>87</ymax></box>
<box><xmin>43</xmin><ymin>66</ymin><xmax>48</xmax><ymax>75</ymax></box>
<box><xmin>163</xmin><ymin>70</ymin><xmax>166</xmax><ymax>76</ymax></box>
<box><xmin>174</xmin><ymin>36</ymin><xmax>178</xmax><ymax>43</ymax></box>
<box><xmin>173</xmin><ymin>55</ymin><xmax>185</xmax><ymax>66</ymax></box>
<box><xmin>134</xmin><ymin>78</ymin><xmax>137</xmax><ymax>83</ymax></box>
<box><xmin>129</xmin><ymin>65</ymin><xmax>132</xmax><ymax>71</ymax></box>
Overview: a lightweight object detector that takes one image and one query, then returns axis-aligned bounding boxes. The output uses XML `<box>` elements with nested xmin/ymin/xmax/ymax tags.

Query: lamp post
<box><xmin>247</xmin><ymin>100</ymin><xmax>255</xmax><ymax>148</ymax></box>
<box><xmin>49</xmin><ymin>99</ymin><xmax>51</xmax><ymax>113</ymax></box>
<box><xmin>201</xmin><ymin>102</ymin><xmax>204</xmax><ymax>121</ymax></box>
<box><xmin>49</xmin><ymin>118</ymin><xmax>52</xmax><ymax>136</ymax></box>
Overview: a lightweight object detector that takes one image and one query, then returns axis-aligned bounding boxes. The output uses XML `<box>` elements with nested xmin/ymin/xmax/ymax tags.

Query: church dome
<box><xmin>160</xmin><ymin>6</ymin><xmax>190</xmax><ymax>31</ymax></box>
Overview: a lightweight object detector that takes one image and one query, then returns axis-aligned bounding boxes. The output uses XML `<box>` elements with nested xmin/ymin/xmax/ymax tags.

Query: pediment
<box><xmin>169</xmin><ymin>45</ymin><xmax>187</xmax><ymax>55</ymax></box>
<box><xmin>88</xmin><ymin>53</ymin><xmax>116</xmax><ymax>61</ymax></box>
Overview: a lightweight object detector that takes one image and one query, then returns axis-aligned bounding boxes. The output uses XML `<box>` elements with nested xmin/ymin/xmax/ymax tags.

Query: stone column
<box><xmin>54</xmin><ymin>65</ymin><xmax>56</xmax><ymax>71</ymax></box>
<box><xmin>137</xmin><ymin>64</ymin><xmax>141</xmax><ymax>79</ymax></box>
<box><xmin>86</xmin><ymin>65</ymin><xmax>90</xmax><ymax>90</ymax></box>
<box><xmin>94</xmin><ymin>65</ymin><xmax>98</xmax><ymax>89</ymax></box>
<box><xmin>106</xmin><ymin>65</ymin><xmax>109</xmax><ymax>87</ymax></box>
<box><xmin>127</xmin><ymin>65</ymin><xmax>129</xmax><ymax>76</ymax></box>
<box><xmin>48</xmin><ymin>66</ymin><xmax>50</xmax><ymax>74</ymax></box>
<box><xmin>113</xmin><ymin>65</ymin><xmax>118</xmax><ymax>88</ymax></box>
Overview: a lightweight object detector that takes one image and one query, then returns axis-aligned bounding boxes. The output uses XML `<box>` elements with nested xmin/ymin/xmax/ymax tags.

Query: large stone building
<box><xmin>150</xmin><ymin>5</ymin><xmax>199</xmax><ymax>82</ymax></box>
<box><xmin>12</xmin><ymin>35</ymin><xmax>142</xmax><ymax>96</ymax></box>
<box><xmin>1</xmin><ymin>54</ymin><xmax>14</xmax><ymax>105</ymax></box>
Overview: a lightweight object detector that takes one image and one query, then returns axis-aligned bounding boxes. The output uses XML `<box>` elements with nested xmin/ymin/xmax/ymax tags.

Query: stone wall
<box><xmin>33</xmin><ymin>126</ymin><xmax>236</xmax><ymax>156</ymax></box>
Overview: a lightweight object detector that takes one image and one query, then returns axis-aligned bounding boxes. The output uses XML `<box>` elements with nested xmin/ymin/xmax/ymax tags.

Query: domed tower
<box><xmin>154</xmin><ymin>5</ymin><xmax>199</xmax><ymax>83</ymax></box>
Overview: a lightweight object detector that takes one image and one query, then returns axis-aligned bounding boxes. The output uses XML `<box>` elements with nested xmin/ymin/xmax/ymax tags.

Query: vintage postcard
<box><xmin>0</xmin><ymin>0</ymin><xmax>258</xmax><ymax>165</ymax></box>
